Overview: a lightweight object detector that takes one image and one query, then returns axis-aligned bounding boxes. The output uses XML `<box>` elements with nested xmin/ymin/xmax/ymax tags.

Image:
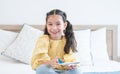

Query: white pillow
<box><xmin>90</xmin><ymin>28</ymin><xmax>109</xmax><ymax>66</ymax></box>
<box><xmin>2</xmin><ymin>24</ymin><xmax>43</xmax><ymax>64</ymax></box>
<box><xmin>74</xmin><ymin>29</ymin><xmax>92</xmax><ymax>66</ymax></box>
<box><xmin>0</xmin><ymin>30</ymin><xmax>17</xmax><ymax>53</ymax></box>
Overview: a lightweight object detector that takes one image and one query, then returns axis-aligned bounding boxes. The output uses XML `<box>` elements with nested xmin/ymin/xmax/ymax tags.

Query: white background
<box><xmin>0</xmin><ymin>0</ymin><xmax>120</xmax><ymax>56</ymax></box>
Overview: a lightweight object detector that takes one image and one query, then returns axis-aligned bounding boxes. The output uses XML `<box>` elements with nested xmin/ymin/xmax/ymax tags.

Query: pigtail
<box><xmin>64</xmin><ymin>20</ymin><xmax>77</xmax><ymax>54</ymax></box>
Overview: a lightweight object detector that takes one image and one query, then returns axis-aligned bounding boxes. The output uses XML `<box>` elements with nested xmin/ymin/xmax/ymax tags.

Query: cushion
<box><xmin>0</xmin><ymin>29</ymin><xmax>17</xmax><ymax>53</ymax></box>
<box><xmin>74</xmin><ymin>29</ymin><xmax>92</xmax><ymax>66</ymax></box>
<box><xmin>2</xmin><ymin>24</ymin><xmax>43</xmax><ymax>64</ymax></box>
<box><xmin>90</xmin><ymin>28</ymin><xmax>109</xmax><ymax>66</ymax></box>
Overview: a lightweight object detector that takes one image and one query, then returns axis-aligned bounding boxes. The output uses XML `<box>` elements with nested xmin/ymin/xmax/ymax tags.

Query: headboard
<box><xmin>0</xmin><ymin>25</ymin><xmax>118</xmax><ymax>61</ymax></box>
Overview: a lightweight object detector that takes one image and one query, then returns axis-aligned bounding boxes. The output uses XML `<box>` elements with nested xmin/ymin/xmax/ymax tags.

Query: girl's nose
<box><xmin>52</xmin><ymin>25</ymin><xmax>57</xmax><ymax>30</ymax></box>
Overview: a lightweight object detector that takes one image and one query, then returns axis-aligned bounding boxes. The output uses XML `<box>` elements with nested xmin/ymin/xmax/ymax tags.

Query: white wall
<box><xmin>0</xmin><ymin>0</ymin><xmax>120</xmax><ymax>56</ymax></box>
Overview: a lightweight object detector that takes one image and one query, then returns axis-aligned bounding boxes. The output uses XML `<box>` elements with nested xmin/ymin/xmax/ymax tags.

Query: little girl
<box><xmin>31</xmin><ymin>9</ymin><xmax>81</xmax><ymax>74</ymax></box>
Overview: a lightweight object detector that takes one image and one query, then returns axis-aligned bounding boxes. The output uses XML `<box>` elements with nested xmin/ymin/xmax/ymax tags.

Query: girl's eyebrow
<box><xmin>47</xmin><ymin>21</ymin><xmax>52</xmax><ymax>23</ymax></box>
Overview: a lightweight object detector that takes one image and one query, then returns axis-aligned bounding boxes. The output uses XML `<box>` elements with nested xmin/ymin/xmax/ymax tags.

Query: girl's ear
<box><xmin>64</xmin><ymin>22</ymin><xmax>67</xmax><ymax>30</ymax></box>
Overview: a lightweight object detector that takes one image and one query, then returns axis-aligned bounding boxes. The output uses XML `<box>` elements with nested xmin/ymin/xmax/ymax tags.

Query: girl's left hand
<box><xmin>65</xmin><ymin>64</ymin><xmax>77</xmax><ymax>70</ymax></box>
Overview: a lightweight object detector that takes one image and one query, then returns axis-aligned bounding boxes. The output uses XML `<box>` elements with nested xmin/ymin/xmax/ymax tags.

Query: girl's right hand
<box><xmin>48</xmin><ymin>58</ymin><xmax>59</xmax><ymax>68</ymax></box>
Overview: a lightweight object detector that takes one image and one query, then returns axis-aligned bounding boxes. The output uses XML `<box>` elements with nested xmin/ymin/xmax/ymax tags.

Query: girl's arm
<box><xmin>31</xmin><ymin>35</ymin><xmax>51</xmax><ymax>70</ymax></box>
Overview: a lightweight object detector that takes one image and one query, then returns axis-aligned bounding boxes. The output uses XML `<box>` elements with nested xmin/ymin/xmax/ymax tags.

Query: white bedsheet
<box><xmin>0</xmin><ymin>55</ymin><xmax>35</xmax><ymax>74</ymax></box>
<box><xmin>0</xmin><ymin>55</ymin><xmax>120</xmax><ymax>74</ymax></box>
<box><xmin>80</xmin><ymin>60</ymin><xmax>120</xmax><ymax>73</ymax></box>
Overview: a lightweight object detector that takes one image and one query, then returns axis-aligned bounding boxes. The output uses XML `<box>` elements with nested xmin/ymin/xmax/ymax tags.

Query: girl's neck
<box><xmin>50</xmin><ymin>36</ymin><xmax>63</xmax><ymax>40</ymax></box>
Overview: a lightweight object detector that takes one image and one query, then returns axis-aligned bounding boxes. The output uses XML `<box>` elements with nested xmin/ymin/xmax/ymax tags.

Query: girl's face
<box><xmin>46</xmin><ymin>14</ymin><xmax>67</xmax><ymax>40</ymax></box>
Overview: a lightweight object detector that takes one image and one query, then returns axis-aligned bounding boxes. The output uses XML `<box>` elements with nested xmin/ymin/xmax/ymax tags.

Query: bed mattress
<box><xmin>0</xmin><ymin>55</ymin><xmax>120</xmax><ymax>74</ymax></box>
<box><xmin>80</xmin><ymin>61</ymin><xmax>120</xmax><ymax>74</ymax></box>
<box><xmin>0</xmin><ymin>55</ymin><xmax>35</xmax><ymax>74</ymax></box>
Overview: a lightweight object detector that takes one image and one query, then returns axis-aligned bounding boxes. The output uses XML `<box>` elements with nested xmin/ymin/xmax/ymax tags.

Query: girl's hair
<box><xmin>44</xmin><ymin>9</ymin><xmax>77</xmax><ymax>54</ymax></box>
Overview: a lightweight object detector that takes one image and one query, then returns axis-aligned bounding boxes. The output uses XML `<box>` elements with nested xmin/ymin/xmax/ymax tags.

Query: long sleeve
<box><xmin>31</xmin><ymin>35</ymin><xmax>50</xmax><ymax>70</ymax></box>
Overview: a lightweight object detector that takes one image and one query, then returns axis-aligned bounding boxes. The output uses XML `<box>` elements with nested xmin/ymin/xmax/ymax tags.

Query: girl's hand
<box><xmin>65</xmin><ymin>64</ymin><xmax>77</xmax><ymax>70</ymax></box>
<box><xmin>48</xmin><ymin>58</ymin><xmax>59</xmax><ymax>68</ymax></box>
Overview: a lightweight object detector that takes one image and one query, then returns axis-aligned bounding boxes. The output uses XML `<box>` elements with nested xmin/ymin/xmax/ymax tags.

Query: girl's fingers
<box><xmin>66</xmin><ymin>65</ymin><xmax>76</xmax><ymax>70</ymax></box>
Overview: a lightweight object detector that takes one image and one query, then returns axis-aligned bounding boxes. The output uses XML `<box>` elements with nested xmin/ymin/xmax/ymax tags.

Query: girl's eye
<box><xmin>56</xmin><ymin>23</ymin><xmax>60</xmax><ymax>25</ymax></box>
<box><xmin>48</xmin><ymin>24</ymin><xmax>52</xmax><ymax>26</ymax></box>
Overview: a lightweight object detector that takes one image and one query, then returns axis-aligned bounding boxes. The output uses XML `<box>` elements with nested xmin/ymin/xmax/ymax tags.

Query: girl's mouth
<box><xmin>51</xmin><ymin>31</ymin><xmax>59</xmax><ymax>34</ymax></box>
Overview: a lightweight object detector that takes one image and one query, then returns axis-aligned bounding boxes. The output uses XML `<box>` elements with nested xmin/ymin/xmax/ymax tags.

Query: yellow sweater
<box><xmin>31</xmin><ymin>35</ymin><xmax>77</xmax><ymax>70</ymax></box>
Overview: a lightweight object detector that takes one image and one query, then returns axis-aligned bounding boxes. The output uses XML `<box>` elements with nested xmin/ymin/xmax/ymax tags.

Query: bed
<box><xmin>0</xmin><ymin>24</ymin><xmax>120</xmax><ymax>74</ymax></box>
